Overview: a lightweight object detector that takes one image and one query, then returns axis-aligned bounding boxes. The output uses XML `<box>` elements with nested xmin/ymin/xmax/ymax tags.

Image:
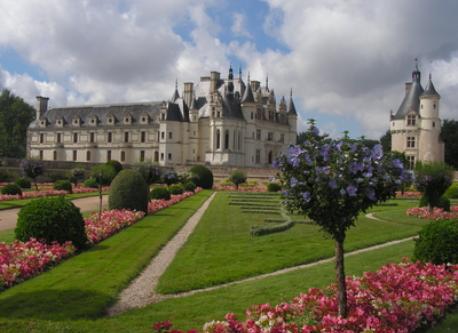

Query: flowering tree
<box><xmin>275</xmin><ymin>121</ymin><xmax>409</xmax><ymax>317</ymax></box>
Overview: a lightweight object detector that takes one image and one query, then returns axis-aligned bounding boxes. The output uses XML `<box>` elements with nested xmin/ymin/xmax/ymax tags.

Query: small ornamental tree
<box><xmin>276</xmin><ymin>121</ymin><xmax>409</xmax><ymax>317</ymax></box>
<box><xmin>229</xmin><ymin>170</ymin><xmax>247</xmax><ymax>190</ymax></box>
<box><xmin>414</xmin><ymin>161</ymin><xmax>454</xmax><ymax>211</ymax></box>
<box><xmin>20</xmin><ymin>159</ymin><xmax>44</xmax><ymax>191</ymax></box>
<box><xmin>69</xmin><ymin>168</ymin><xmax>85</xmax><ymax>186</ymax></box>
<box><xmin>90</xmin><ymin>164</ymin><xmax>116</xmax><ymax>219</ymax></box>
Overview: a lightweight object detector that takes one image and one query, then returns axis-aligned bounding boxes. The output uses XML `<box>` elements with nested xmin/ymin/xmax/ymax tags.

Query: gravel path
<box><xmin>0</xmin><ymin>195</ymin><xmax>108</xmax><ymax>231</ymax></box>
<box><xmin>107</xmin><ymin>192</ymin><xmax>216</xmax><ymax>316</ymax></box>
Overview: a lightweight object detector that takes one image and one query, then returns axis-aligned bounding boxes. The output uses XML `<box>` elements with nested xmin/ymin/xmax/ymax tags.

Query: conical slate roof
<box><xmin>421</xmin><ymin>75</ymin><xmax>440</xmax><ymax>98</ymax></box>
<box><xmin>288</xmin><ymin>90</ymin><xmax>297</xmax><ymax>115</ymax></box>
<box><xmin>241</xmin><ymin>80</ymin><xmax>255</xmax><ymax>104</ymax></box>
<box><xmin>393</xmin><ymin>79</ymin><xmax>424</xmax><ymax>120</ymax></box>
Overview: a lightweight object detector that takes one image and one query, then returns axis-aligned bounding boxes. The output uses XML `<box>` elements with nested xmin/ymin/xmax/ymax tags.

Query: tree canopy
<box><xmin>0</xmin><ymin>89</ymin><xmax>35</xmax><ymax>158</ymax></box>
<box><xmin>440</xmin><ymin>119</ymin><xmax>458</xmax><ymax>169</ymax></box>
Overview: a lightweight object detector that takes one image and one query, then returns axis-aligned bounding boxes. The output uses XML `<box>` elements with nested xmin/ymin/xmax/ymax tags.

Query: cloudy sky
<box><xmin>0</xmin><ymin>0</ymin><xmax>457</xmax><ymax>138</ymax></box>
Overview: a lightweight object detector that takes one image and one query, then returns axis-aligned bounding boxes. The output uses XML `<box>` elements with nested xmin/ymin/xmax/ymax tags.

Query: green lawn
<box><xmin>425</xmin><ymin>308</ymin><xmax>458</xmax><ymax>333</ymax></box>
<box><xmin>0</xmin><ymin>229</ymin><xmax>15</xmax><ymax>243</ymax></box>
<box><xmin>0</xmin><ymin>191</ymin><xmax>106</xmax><ymax>210</ymax></box>
<box><xmin>157</xmin><ymin>192</ymin><xmax>423</xmax><ymax>294</ymax></box>
<box><xmin>0</xmin><ymin>190</ymin><xmax>212</xmax><ymax>321</ymax></box>
<box><xmin>0</xmin><ymin>240</ymin><xmax>415</xmax><ymax>332</ymax></box>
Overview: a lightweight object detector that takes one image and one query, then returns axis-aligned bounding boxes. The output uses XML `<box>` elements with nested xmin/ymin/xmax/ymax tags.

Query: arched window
<box><xmin>224</xmin><ymin>130</ymin><xmax>229</xmax><ymax>149</ymax></box>
<box><xmin>216</xmin><ymin>129</ymin><xmax>221</xmax><ymax>149</ymax></box>
<box><xmin>53</xmin><ymin>150</ymin><xmax>57</xmax><ymax>161</ymax></box>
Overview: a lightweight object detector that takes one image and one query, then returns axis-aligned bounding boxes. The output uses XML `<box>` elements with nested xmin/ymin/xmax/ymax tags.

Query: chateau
<box><xmin>27</xmin><ymin>67</ymin><xmax>297</xmax><ymax>167</ymax></box>
<box><xmin>390</xmin><ymin>63</ymin><xmax>444</xmax><ymax>168</ymax></box>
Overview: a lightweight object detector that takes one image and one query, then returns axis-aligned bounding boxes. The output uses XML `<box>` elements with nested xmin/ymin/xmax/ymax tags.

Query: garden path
<box><xmin>107</xmin><ymin>192</ymin><xmax>217</xmax><ymax>316</ymax></box>
<box><xmin>0</xmin><ymin>195</ymin><xmax>108</xmax><ymax>231</ymax></box>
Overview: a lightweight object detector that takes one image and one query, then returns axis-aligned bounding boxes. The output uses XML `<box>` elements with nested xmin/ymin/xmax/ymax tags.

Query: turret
<box><xmin>227</xmin><ymin>65</ymin><xmax>234</xmax><ymax>94</ymax></box>
<box><xmin>35</xmin><ymin>96</ymin><xmax>49</xmax><ymax>120</ymax></box>
<box><xmin>278</xmin><ymin>96</ymin><xmax>287</xmax><ymax>113</ymax></box>
<box><xmin>419</xmin><ymin>74</ymin><xmax>440</xmax><ymax>119</ymax></box>
<box><xmin>241</xmin><ymin>73</ymin><xmax>256</xmax><ymax>123</ymax></box>
<box><xmin>287</xmin><ymin>89</ymin><xmax>297</xmax><ymax>130</ymax></box>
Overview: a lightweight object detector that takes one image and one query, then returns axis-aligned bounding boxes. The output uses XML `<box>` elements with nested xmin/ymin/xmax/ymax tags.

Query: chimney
<box><xmin>210</xmin><ymin>71</ymin><xmax>220</xmax><ymax>93</ymax></box>
<box><xmin>35</xmin><ymin>96</ymin><xmax>49</xmax><ymax>120</ymax></box>
<box><xmin>405</xmin><ymin>82</ymin><xmax>412</xmax><ymax>95</ymax></box>
<box><xmin>183</xmin><ymin>82</ymin><xmax>193</xmax><ymax>109</ymax></box>
<box><xmin>250</xmin><ymin>80</ymin><xmax>260</xmax><ymax>92</ymax></box>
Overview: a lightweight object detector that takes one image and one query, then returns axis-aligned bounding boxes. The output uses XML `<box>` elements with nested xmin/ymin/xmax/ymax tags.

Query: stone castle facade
<box><xmin>27</xmin><ymin>67</ymin><xmax>297</xmax><ymax>167</ymax></box>
<box><xmin>390</xmin><ymin>63</ymin><xmax>444</xmax><ymax>168</ymax></box>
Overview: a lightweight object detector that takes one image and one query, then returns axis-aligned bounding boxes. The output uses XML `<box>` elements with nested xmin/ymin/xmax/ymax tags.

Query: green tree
<box><xmin>440</xmin><ymin>119</ymin><xmax>458</xmax><ymax>169</ymax></box>
<box><xmin>0</xmin><ymin>89</ymin><xmax>35</xmax><ymax>158</ymax></box>
<box><xmin>229</xmin><ymin>170</ymin><xmax>247</xmax><ymax>190</ymax></box>
<box><xmin>90</xmin><ymin>164</ymin><xmax>116</xmax><ymax>219</ymax></box>
<box><xmin>379</xmin><ymin>130</ymin><xmax>391</xmax><ymax>153</ymax></box>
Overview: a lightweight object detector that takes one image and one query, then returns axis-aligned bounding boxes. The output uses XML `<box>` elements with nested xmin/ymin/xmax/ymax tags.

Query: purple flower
<box><xmin>272</xmin><ymin>159</ymin><xmax>280</xmax><ymax>168</ymax></box>
<box><xmin>363</xmin><ymin>166</ymin><xmax>373</xmax><ymax>178</ymax></box>
<box><xmin>316</xmin><ymin>166</ymin><xmax>331</xmax><ymax>175</ymax></box>
<box><xmin>310</xmin><ymin>126</ymin><xmax>319</xmax><ymax>136</ymax></box>
<box><xmin>346</xmin><ymin>184</ymin><xmax>358</xmax><ymax>197</ymax></box>
<box><xmin>320</xmin><ymin>144</ymin><xmax>331</xmax><ymax>161</ymax></box>
<box><xmin>335</xmin><ymin>141</ymin><xmax>343</xmax><ymax>152</ymax></box>
<box><xmin>328</xmin><ymin>179</ymin><xmax>338</xmax><ymax>189</ymax></box>
<box><xmin>392</xmin><ymin>159</ymin><xmax>404</xmax><ymax>170</ymax></box>
<box><xmin>349</xmin><ymin>162</ymin><xmax>364</xmax><ymax>175</ymax></box>
<box><xmin>290</xmin><ymin>177</ymin><xmax>298</xmax><ymax>187</ymax></box>
<box><xmin>301</xmin><ymin>191</ymin><xmax>311</xmax><ymax>202</ymax></box>
<box><xmin>371</xmin><ymin>144</ymin><xmax>383</xmax><ymax>160</ymax></box>
<box><xmin>366</xmin><ymin>188</ymin><xmax>377</xmax><ymax>201</ymax></box>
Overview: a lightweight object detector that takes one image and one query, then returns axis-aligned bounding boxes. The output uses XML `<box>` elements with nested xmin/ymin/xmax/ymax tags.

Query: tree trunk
<box><xmin>98</xmin><ymin>184</ymin><xmax>102</xmax><ymax>220</ymax></box>
<box><xmin>335</xmin><ymin>239</ymin><xmax>348</xmax><ymax>317</ymax></box>
<box><xmin>34</xmin><ymin>180</ymin><xmax>39</xmax><ymax>191</ymax></box>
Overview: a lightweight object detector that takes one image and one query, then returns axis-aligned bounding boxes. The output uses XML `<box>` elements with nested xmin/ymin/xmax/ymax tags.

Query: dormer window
<box><xmin>140</xmin><ymin>115</ymin><xmax>149</xmax><ymax>124</ymax></box>
<box><xmin>407</xmin><ymin>114</ymin><xmax>416</xmax><ymax>126</ymax></box>
<box><xmin>89</xmin><ymin>117</ymin><xmax>98</xmax><ymax>126</ymax></box>
<box><xmin>124</xmin><ymin>115</ymin><xmax>132</xmax><ymax>125</ymax></box>
<box><xmin>40</xmin><ymin>120</ymin><xmax>46</xmax><ymax>127</ymax></box>
<box><xmin>72</xmin><ymin>118</ymin><xmax>80</xmax><ymax>126</ymax></box>
<box><xmin>56</xmin><ymin>119</ymin><xmax>63</xmax><ymax>127</ymax></box>
<box><xmin>107</xmin><ymin>115</ymin><xmax>115</xmax><ymax>125</ymax></box>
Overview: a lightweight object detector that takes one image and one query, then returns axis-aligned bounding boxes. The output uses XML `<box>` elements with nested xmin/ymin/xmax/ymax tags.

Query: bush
<box><xmin>149</xmin><ymin>187</ymin><xmax>171</xmax><ymax>201</ymax></box>
<box><xmin>109</xmin><ymin>169</ymin><xmax>149</xmax><ymax>213</ymax></box>
<box><xmin>20</xmin><ymin>159</ymin><xmax>44</xmax><ymax>190</ymax></box>
<box><xmin>415</xmin><ymin>162</ymin><xmax>454</xmax><ymax>209</ymax></box>
<box><xmin>267</xmin><ymin>182</ymin><xmax>282</xmax><ymax>192</ymax></box>
<box><xmin>444</xmin><ymin>182</ymin><xmax>458</xmax><ymax>199</ymax></box>
<box><xmin>414</xmin><ymin>219</ymin><xmax>458</xmax><ymax>264</ymax></box>
<box><xmin>106</xmin><ymin>160</ymin><xmax>123</xmax><ymax>175</ymax></box>
<box><xmin>15</xmin><ymin>196</ymin><xmax>87</xmax><ymax>249</ymax></box>
<box><xmin>90</xmin><ymin>164</ymin><xmax>116</xmax><ymax>186</ymax></box>
<box><xmin>15</xmin><ymin>177</ymin><xmax>31</xmax><ymax>189</ymax></box>
<box><xmin>1</xmin><ymin>183</ymin><xmax>22</xmax><ymax>196</ymax></box>
<box><xmin>0</xmin><ymin>169</ymin><xmax>12</xmax><ymax>182</ymax></box>
<box><xmin>229</xmin><ymin>170</ymin><xmax>247</xmax><ymax>190</ymax></box>
<box><xmin>53</xmin><ymin>180</ymin><xmax>73</xmax><ymax>193</ymax></box>
<box><xmin>168</xmin><ymin>184</ymin><xmax>184</xmax><ymax>195</ymax></box>
<box><xmin>419</xmin><ymin>195</ymin><xmax>451</xmax><ymax>211</ymax></box>
<box><xmin>189</xmin><ymin>165</ymin><xmax>213</xmax><ymax>189</ymax></box>
<box><xmin>162</xmin><ymin>170</ymin><xmax>178</xmax><ymax>185</ymax></box>
<box><xmin>133</xmin><ymin>162</ymin><xmax>160</xmax><ymax>184</ymax></box>
<box><xmin>183</xmin><ymin>181</ymin><xmax>197</xmax><ymax>192</ymax></box>
<box><xmin>83</xmin><ymin>178</ymin><xmax>98</xmax><ymax>188</ymax></box>
<box><xmin>251</xmin><ymin>221</ymin><xmax>295</xmax><ymax>236</ymax></box>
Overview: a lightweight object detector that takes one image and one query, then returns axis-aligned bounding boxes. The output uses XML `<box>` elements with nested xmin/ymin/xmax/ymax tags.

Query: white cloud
<box><xmin>231</xmin><ymin>13</ymin><xmax>252</xmax><ymax>39</ymax></box>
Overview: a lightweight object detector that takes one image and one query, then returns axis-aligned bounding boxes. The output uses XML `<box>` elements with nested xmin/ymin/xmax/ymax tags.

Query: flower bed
<box><xmin>154</xmin><ymin>261</ymin><xmax>458</xmax><ymax>333</ymax></box>
<box><xmin>0</xmin><ymin>186</ymin><xmax>109</xmax><ymax>202</ymax></box>
<box><xmin>214</xmin><ymin>184</ymin><xmax>267</xmax><ymax>192</ymax></box>
<box><xmin>407</xmin><ymin>206</ymin><xmax>458</xmax><ymax>220</ymax></box>
<box><xmin>148</xmin><ymin>188</ymin><xmax>202</xmax><ymax>214</ymax></box>
<box><xmin>0</xmin><ymin>239</ymin><xmax>75</xmax><ymax>290</ymax></box>
<box><xmin>396</xmin><ymin>191</ymin><xmax>422</xmax><ymax>199</ymax></box>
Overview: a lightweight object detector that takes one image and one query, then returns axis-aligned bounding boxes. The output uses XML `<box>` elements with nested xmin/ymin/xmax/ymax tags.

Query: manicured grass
<box><xmin>157</xmin><ymin>192</ymin><xmax>422</xmax><ymax>294</ymax></box>
<box><xmin>0</xmin><ymin>240</ymin><xmax>415</xmax><ymax>332</ymax></box>
<box><xmin>0</xmin><ymin>190</ymin><xmax>212</xmax><ymax>321</ymax></box>
<box><xmin>0</xmin><ymin>191</ymin><xmax>106</xmax><ymax>210</ymax></box>
<box><xmin>0</xmin><ymin>229</ymin><xmax>15</xmax><ymax>243</ymax></box>
<box><xmin>425</xmin><ymin>308</ymin><xmax>458</xmax><ymax>333</ymax></box>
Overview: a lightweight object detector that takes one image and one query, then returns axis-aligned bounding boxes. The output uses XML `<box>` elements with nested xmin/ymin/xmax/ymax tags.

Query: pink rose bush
<box><xmin>0</xmin><ymin>239</ymin><xmax>75</xmax><ymax>290</ymax></box>
<box><xmin>85</xmin><ymin>209</ymin><xmax>145</xmax><ymax>244</ymax></box>
<box><xmin>407</xmin><ymin>206</ymin><xmax>458</xmax><ymax>220</ymax></box>
<box><xmin>154</xmin><ymin>261</ymin><xmax>458</xmax><ymax>333</ymax></box>
<box><xmin>148</xmin><ymin>188</ymin><xmax>202</xmax><ymax>214</ymax></box>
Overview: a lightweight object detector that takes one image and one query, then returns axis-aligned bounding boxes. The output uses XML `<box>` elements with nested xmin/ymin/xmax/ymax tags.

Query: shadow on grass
<box><xmin>0</xmin><ymin>289</ymin><xmax>112</xmax><ymax>320</ymax></box>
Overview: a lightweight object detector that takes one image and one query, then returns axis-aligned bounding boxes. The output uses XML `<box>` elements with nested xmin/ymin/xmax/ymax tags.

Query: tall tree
<box><xmin>380</xmin><ymin>130</ymin><xmax>391</xmax><ymax>153</ymax></box>
<box><xmin>440</xmin><ymin>119</ymin><xmax>458</xmax><ymax>169</ymax></box>
<box><xmin>0</xmin><ymin>89</ymin><xmax>35</xmax><ymax>158</ymax></box>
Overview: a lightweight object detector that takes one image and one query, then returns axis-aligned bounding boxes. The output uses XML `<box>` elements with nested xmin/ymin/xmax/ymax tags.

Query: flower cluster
<box><xmin>85</xmin><ymin>209</ymin><xmax>145</xmax><ymax>244</ymax></box>
<box><xmin>396</xmin><ymin>191</ymin><xmax>422</xmax><ymax>199</ymax></box>
<box><xmin>154</xmin><ymin>261</ymin><xmax>458</xmax><ymax>333</ymax></box>
<box><xmin>407</xmin><ymin>206</ymin><xmax>458</xmax><ymax>220</ymax></box>
<box><xmin>148</xmin><ymin>188</ymin><xmax>202</xmax><ymax>214</ymax></box>
<box><xmin>0</xmin><ymin>239</ymin><xmax>75</xmax><ymax>290</ymax></box>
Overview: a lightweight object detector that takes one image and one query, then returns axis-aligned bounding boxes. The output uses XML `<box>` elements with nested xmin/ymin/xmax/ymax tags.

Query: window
<box><xmin>407</xmin><ymin>114</ymin><xmax>416</xmax><ymax>126</ymax></box>
<box><xmin>39</xmin><ymin>150</ymin><xmax>43</xmax><ymax>160</ymax></box>
<box><xmin>73</xmin><ymin>133</ymin><xmax>78</xmax><ymax>143</ymax></box>
<box><xmin>90</xmin><ymin>132</ymin><xmax>95</xmax><ymax>143</ymax></box>
<box><xmin>161</xmin><ymin>113</ymin><xmax>165</xmax><ymax>120</ymax></box>
<box><xmin>86</xmin><ymin>150</ymin><xmax>91</xmax><ymax>161</ymax></box>
<box><xmin>121</xmin><ymin>151</ymin><xmax>126</xmax><ymax>162</ymax></box>
<box><xmin>57</xmin><ymin>133</ymin><xmax>61</xmax><ymax>144</ymax></box>
<box><xmin>224</xmin><ymin>130</ymin><xmax>229</xmax><ymax>149</ymax></box>
<box><xmin>217</xmin><ymin>112</ymin><xmax>221</xmax><ymax>118</ymax></box>
<box><xmin>256</xmin><ymin>129</ymin><xmax>261</xmax><ymax>140</ymax></box>
<box><xmin>216</xmin><ymin>129</ymin><xmax>221</xmax><ymax>149</ymax></box>
<box><xmin>154</xmin><ymin>151</ymin><xmax>159</xmax><ymax>162</ymax></box>
<box><xmin>141</xmin><ymin>131</ymin><xmax>146</xmax><ymax>143</ymax></box>
<box><xmin>280</xmin><ymin>133</ymin><xmax>285</xmax><ymax>143</ymax></box>
<box><xmin>108</xmin><ymin>118</ymin><xmax>113</xmax><ymax>124</ymax></box>
<box><xmin>433</xmin><ymin>103</ymin><xmax>436</xmax><ymax>109</ymax></box>
<box><xmin>124</xmin><ymin>132</ymin><xmax>129</xmax><ymax>143</ymax></box>
<box><xmin>421</xmin><ymin>104</ymin><xmax>423</xmax><ymax>109</ymax></box>
<box><xmin>107</xmin><ymin>132</ymin><xmax>112</xmax><ymax>143</ymax></box>
<box><xmin>40</xmin><ymin>133</ymin><xmax>44</xmax><ymax>144</ymax></box>
<box><xmin>407</xmin><ymin>155</ymin><xmax>416</xmax><ymax>170</ymax></box>
<box><xmin>91</xmin><ymin>118</ymin><xmax>96</xmax><ymax>125</ymax></box>
<box><xmin>238</xmin><ymin>131</ymin><xmax>242</xmax><ymax>150</ymax></box>
<box><xmin>168</xmin><ymin>132</ymin><xmax>172</xmax><ymax>139</ymax></box>
<box><xmin>255</xmin><ymin>149</ymin><xmax>261</xmax><ymax>164</ymax></box>
<box><xmin>107</xmin><ymin>150</ymin><xmax>112</xmax><ymax>161</ymax></box>
<box><xmin>141</xmin><ymin>116</ymin><xmax>146</xmax><ymax>123</ymax></box>
<box><xmin>160</xmin><ymin>153</ymin><xmax>164</xmax><ymax>161</ymax></box>
<box><xmin>72</xmin><ymin>150</ymin><xmax>77</xmax><ymax>161</ymax></box>
<box><xmin>407</xmin><ymin>136</ymin><xmax>416</xmax><ymax>148</ymax></box>
<box><xmin>433</xmin><ymin>121</ymin><xmax>436</xmax><ymax>128</ymax></box>
<box><xmin>168</xmin><ymin>153</ymin><xmax>172</xmax><ymax>161</ymax></box>
<box><xmin>267</xmin><ymin>132</ymin><xmax>274</xmax><ymax>141</ymax></box>
<box><xmin>250</xmin><ymin>112</ymin><xmax>254</xmax><ymax>120</ymax></box>
<box><xmin>157</xmin><ymin>132</ymin><xmax>160</xmax><ymax>142</ymax></box>
<box><xmin>53</xmin><ymin>150</ymin><xmax>57</xmax><ymax>161</ymax></box>
<box><xmin>140</xmin><ymin>150</ymin><xmax>145</xmax><ymax>162</ymax></box>
<box><xmin>161</xmin><ymin>132</ymin><xmax>165</xmax><ymax>140</ymax></box>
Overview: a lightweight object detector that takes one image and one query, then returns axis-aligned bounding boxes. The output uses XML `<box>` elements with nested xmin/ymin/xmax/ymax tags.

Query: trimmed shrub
<box><xmin>91</xmin><ymin>164</ymin><xmax>116</xmax><ymax>186</ymax></box>
<box><xmin>15</xmin><ymin>177</ymin><xmax>32</xmax><ymax>189</ymax></box>
<box><xmin>183</xmin><ymin>181</ymin><xmax>197</xmax><ymax>192</ymax></box>
<box><xmin>109</xmin><ymin>169</ymin><xmax>149</xmax><ymax>213</ymax></box>
<box><xmin>251</xmin><ymin>221</ymin><xmax>295</xmax><ymax>236</ymax></box>
<box><xmin>106</xmin><ymin>160</ymin><xmax>123</xmax><ymax>175</ymax></box>
<box><xmin>169</xmin><ymin>184</ymin><xmax>184</xmax><ymax>195</ymax></box>
<box><xmin>69</xmin><ymin>168</ymin><xmax>85</xmax><ymax>186</ymax></box>
<box><xmin>53</xmin><ymin>180</ymin><xmax>73</xmax><ymax>193</ymax></box>
<box><xmin>83</xmin><ymin>178</ymin><xmax>98</xmax><ymax>188</ymax></box>
<box><xmin>415</xmin><ymin>162</ymin><xmax>454</xmax><ymax>209</ymax></box>
<box><xmin>414</xmin><ymin>219</ymin><xmax>458</xmax><ymax>264</ymax></box>
<box><xmin>1</xmin><ymin>183</ymin><xmax>22</xmax><ymax>196</ymax></box>
<box><xmin>444</xmin><ymin>182</ymin><xmax>458</xmax><ymax>199</ymax></box>
<box><xmin>229</xmin><ymin>170</ymin><xmax>247</xmax><ymax>190</ymax></box>
<box><xmin>15</xmin><ymin>196</ymin><xmax>87</xmax><ymax>249</ymax></box>
<box><xmin>149</xmin><ymin>187</ymin><xmax>171</xmax><ymax>201</ymax></box>
<box><xmin>267</xmin><ymin>182</ymin><xmax>282</xmax><ymax>192</ymax></box>
<box><xmin>419</xmin><ymin>195</ymin><xmax>451</xmax><ymax>211</ymax></box>
<box><xmin>162</xmin><ymin>170</ymin><xmax>179</xmax><ymax>185</ymax></box>
<box><xmin>20</xmin><ymin>159</ymin><xmax>44</xmax><ymax>190</ymax></box>
<box><xmin>189</xmin><ymin>165</ymin><xmax>213</xmax><ymax>189</ymax></box>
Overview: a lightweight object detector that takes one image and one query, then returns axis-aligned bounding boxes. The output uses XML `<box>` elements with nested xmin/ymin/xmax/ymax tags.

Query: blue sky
<box><xmin>0</xmin><ymin>0</ymin><xmax>457</xmax><ymax>138</ymax></box>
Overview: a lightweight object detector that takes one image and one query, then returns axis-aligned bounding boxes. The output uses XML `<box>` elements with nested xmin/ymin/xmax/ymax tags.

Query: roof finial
<box><xmin>266</xmin><ymin>74</ymin><xmax>269</xmax><ymax>89</ymax></box>
<box><xmin>290</xmin><ymin>88</ymin><xmax>293</xmax><ymax>98</ymax></box>
<box><xmin>175</xmin><ymin>78</ymin><xmax>178</xmax><ymax>90</ymax></box>
<box><xmin>239</xmin><ymin>66</ymin><xmax>242</xmax><ymax>79</ymax></box>
<box><xmin>414</xmin><ymin>57</ymin><xmax>419</xmax><ymax>71</ymax></box>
